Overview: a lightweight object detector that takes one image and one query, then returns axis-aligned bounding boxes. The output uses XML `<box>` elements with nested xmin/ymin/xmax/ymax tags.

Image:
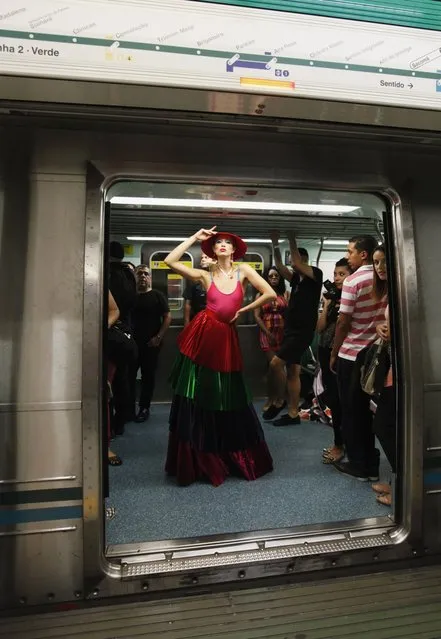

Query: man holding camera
<box><xmin>269</xmin><ymin>230</ymin><xmax>323</xmax><ymax>425</ymax></box>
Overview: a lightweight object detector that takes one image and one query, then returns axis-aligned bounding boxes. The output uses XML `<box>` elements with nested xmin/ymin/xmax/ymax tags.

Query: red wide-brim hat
<box><xmin>201</xmin><ymin>232</ymin><xmax>248</xmax><ymax>261</ymax></box>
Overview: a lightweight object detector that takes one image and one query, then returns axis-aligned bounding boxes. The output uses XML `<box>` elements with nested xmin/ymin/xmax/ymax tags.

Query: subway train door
<box><xmin>102</xmin><ymin>202</ymin><xmax>111</xmax><ymax>502</ymax></box>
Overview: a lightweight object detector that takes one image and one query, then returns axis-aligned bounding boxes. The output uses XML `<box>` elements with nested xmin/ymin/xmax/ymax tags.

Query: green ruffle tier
<box><xmin>169</xmin><ymin>353</ymin><xmax>252</xmax><ymax>411</ymax></box>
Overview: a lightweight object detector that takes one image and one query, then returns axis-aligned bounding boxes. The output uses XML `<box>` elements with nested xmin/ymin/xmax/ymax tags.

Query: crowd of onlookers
<box><xmin>254</xmin><ymin>234</ymin><xmax>395</xmax><ymax>508</ymax></box>
<box><xmin>106</xmin><ymin>233</ymin><xmax>396</xmax><ymax>508</ymax></box>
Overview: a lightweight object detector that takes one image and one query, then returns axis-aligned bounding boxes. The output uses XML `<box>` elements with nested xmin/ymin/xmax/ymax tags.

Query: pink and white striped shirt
<box><xmin>338</xmin><ymin>265</ymin><xmax>387</xmax><ymax>362</ymax></box>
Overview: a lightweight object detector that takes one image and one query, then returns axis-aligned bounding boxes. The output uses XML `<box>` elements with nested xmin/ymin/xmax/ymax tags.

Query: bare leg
<box><xmin>286</xmin><ymin>363</ymin><xmax>301</xmax><ymax>418</ymax></box>
<box><xmin>262</xmin><ymin>351</ymin><xmax>275</xmax><ymax>410</ymax></box>
<box><xmin>269</xmin><ymin>356</ymin><xmax>288</xmax><ymax>406</ymax></box>
<box><xmin>265</xmin><ymin>350</ymin><xmax>286</xmax><ymax>407</ymax></box>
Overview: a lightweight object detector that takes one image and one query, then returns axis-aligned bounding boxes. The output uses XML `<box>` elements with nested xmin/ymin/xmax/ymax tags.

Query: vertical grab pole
<box><xmin>316</xmin><ymin>237</ymin><xmax>325</xmax><ymax>267</ymax></box>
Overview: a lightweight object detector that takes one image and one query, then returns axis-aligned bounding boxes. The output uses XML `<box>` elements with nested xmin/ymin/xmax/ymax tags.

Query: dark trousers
<box><xmin>133</xmin><ymin>343</ymin><xmax>161</xmax><ymax>411</ymax></box>
<box><xmin>373</xmin><ymin>386</ymin><xmax>396</xmax><ymax>473</ymax></box>
<box><xmin>109</xmin><ymin>335</ymin><xmax>138</xmax><ymax>436</ymax></box>
<box><xmin>112</xmin><ymin>353</ymin><xmax>137</xmax><ymax>435</ymax></box>
<box><xmin>318</xmin><ymin>346</ymin><xmax>343</xmax><ymax>447</ymax></box>
<box><xmin>337</xmin><ymin>350</ymin><xmax>377</xmax><ymax>474</ymax></box>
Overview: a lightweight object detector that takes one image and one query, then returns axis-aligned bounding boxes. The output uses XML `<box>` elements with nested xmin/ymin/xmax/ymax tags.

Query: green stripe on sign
<box><xmin>0</xmin><ymin>30</ymin><xmax>439</xmax><ymax>81</ymax></box>
<box><xmin>191</xmin><ymin>0</ymin><xmax>441</xmax><ymax>31</ymax></box>
<box><xmin>0</xmin><ymin>487</ymin><xmax>83</xmax><ymax>506</ymax></box>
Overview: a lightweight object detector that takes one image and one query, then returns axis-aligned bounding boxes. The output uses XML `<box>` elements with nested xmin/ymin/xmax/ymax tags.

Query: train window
<box><xmin>148</xmin><ymin>249</ymin><xmax>193</xmax><ymax>325</ymax></box>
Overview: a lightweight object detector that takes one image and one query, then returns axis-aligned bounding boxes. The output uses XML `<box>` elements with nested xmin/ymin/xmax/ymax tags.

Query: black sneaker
<box><xmin>333</xmin><ymin>461</ymin><xmax>369</xmax><ymax>482</ymax></box>
<box><xmin>262</xmin><ymin>402</ymin><xmax>286</xmax><ymax>421</ymax></box>
<box><xmin>273</xmin><ymin>413</ymin><xmax>301</xmax><ymax>427</ymax></box>
<box><xmin>367</xmin><ymin>449</ymin><xmax>380</xmax><ymax>481</ymax></box>
<box><xmin>135</xmin><ymin>408</ymin><xmax>150</xmax><ymax>423</ymax></box>
<box><xmin>367</xmin><ymin>468</ymin><xmax>380</xmax><ymax>482</ymax></box>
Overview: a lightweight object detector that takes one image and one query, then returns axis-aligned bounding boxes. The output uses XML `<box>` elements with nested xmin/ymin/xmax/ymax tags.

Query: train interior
<box><xmin>105</xmin><ymin>181</ymin><xmax>394</xmax><ymax>556</ymax></box>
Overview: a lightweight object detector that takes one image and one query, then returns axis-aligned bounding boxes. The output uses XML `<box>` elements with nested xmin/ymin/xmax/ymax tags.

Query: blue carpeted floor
<box><xmin>106</xmin><ymin>401</ymin><xmax>390</xmax><ymax>545</ymax></box>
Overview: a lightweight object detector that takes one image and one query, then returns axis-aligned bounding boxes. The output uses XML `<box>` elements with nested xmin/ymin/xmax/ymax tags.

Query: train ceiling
<box><xmin>108</xmin><ymin>182</ymin><xmax>384</xmax><ymax>240</ymax></box>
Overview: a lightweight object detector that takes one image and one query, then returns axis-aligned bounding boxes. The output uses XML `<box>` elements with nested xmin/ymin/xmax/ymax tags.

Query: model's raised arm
<box><xmin>164</xmin><ymin>227</ymin><xmax>217</xmax><ymax>282</ymax></box>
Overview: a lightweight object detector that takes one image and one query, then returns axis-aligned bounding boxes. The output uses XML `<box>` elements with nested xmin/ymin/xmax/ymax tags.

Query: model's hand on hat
<box><xmin>194</xmin><ymin>226</ymin><xmax>217</xmax><ymax>242</ymax></box>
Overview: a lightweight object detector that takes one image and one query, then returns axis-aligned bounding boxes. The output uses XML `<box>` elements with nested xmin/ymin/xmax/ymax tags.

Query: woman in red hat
<box><xmin>164</xmin><ymin>227</ymin><xmax>276</xmax><ymax>486</ymax></box>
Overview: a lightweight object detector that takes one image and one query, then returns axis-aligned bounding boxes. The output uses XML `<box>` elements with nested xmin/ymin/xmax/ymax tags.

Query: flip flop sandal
<box><xmin>322</xmin><ymin>451</ymin><xmax>344</xmax><ymax>464</ymax></box>
<box><xmin>372</xmin><ymin>483</ymin><xmax>391</xmax><ymax>495</ymax></box>
<box><xmin>376</xmin><ymin>493</ymin><xmax>392</xmax><ymax>506</ymax></box>
<box><xmin>322</xmin><ymin>447</ymin><xmax>344</xmax><ymax>462</ymax></box>
<box><xmin>108</xmin><ymin>454</ymin><xmax>122</xmax><ymax>466</ymax></box>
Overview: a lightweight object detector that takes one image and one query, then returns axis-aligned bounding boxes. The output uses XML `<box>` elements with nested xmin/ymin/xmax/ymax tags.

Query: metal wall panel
<box><xmin>410</xmin><ymin>181</ymin><xmax>441</xmax><ymax>385</ymax></box>
<box><xmin>12</xmin><ymin>175</ymin><xmax>84</xmax><ymax>403</ymax></box>
<box><xmin>0</xmin><ymin>409</ymin><xmax>82</xmax><ymax>488</ymax></box>
<box><xmin>0</xmin><ymin>525</ymin><xmax>84</xmax><ymax>609</ymax></box>
<box><xmin>0</xmin><ymin>128</ymin><xmax>86</xmax><ymax>610</ymax></box>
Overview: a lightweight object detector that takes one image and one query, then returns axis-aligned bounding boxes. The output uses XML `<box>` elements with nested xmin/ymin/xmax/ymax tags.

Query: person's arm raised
<box><xmin>164</xmin><ymin>227</ymin><xmax>217</xmax><ymax>282</ymax></box>
<box><xmin>286</xmin><ymin>231</ymin><xmax>317</xmax><ymax>281</ymax></box>
<box><xmin>270</xmin><ymin>230</ymin><xmax>293</xmax><ymax>282</ymax></box>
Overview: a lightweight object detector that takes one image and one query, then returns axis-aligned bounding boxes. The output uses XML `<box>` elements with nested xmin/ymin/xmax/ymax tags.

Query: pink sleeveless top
<box><xmin>206</xmin><ymin>270</ymin><xmax>243</xmax><ymax>323</ymax></box>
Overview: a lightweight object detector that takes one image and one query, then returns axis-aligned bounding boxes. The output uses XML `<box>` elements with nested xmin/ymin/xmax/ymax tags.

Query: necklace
<box><xmin>217</xmin><ymin>265</ymin><xmax>234</xmax><ymax>279</ymax></box>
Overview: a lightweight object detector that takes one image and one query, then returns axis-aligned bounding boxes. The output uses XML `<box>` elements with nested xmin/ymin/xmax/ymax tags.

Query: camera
<box><xmin>323</xmin><ymin>280</ymin><xmax>341</xmax><ymax>301</ymax></box>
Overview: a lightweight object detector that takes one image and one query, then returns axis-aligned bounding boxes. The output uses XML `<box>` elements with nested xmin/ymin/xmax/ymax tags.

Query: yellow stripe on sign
<box><xmin>150</xmin><ymin>261</ymin><xmax>192</xmax><ymax>269</ymax></box>
<box><xmin>168</xmin><ymin>274</ymin><xmax>183</xmax><ymax>280</ymax></box>
<box><xmin>234</xmin><ymin>261</ymin><xmax>263</xmax><ymax>270</ymax></box>
<box><xmin>240</xmin><ymin>77</ymin><xmax>295</xmax><ymax>90</ymax></box>
<box><xmin>123</xmin><ymin>244</ymin><xmax>134</xmax><ymax>256</ymax></box>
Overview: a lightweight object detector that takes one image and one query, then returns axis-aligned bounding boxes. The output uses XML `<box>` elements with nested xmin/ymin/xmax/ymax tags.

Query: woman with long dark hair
<box><xmin>164</xmin><ymin>227</ymin><xmax>276</xmax><ymax>487</ymax></box>
<box><xmin>371</xmin><ymin>245</ymin><xmax>395</xmax><ymax>507</ymax></box>
<box><xmin>254</xmin><ymin>266</ymin><xmax>288</xmax><ymax>419</ymax></box>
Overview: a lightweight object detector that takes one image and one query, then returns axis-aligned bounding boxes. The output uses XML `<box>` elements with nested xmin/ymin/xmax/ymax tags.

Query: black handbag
<box><xmin>360</xmin><ymin>338</ymin><xmax>389</xmax><ymax>396</ymax></box>
<box><xmin>108</xmin><ymin>321</ymin><xmax>137</xmax><ymax>366</ymax></box>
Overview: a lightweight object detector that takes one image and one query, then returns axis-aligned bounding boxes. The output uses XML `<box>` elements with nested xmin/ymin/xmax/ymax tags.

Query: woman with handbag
<box><xmin>370</xmin><ymin>245</ymin><xmax>395</xmax><ymax>506</ymax></box>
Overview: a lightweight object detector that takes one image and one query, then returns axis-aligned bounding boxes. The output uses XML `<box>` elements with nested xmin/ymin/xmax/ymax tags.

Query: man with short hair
<box><xmin>132</xmin><ymin>264</ymin><xmax>171</xmax><ymax>423</ymax></box>
<box><xmin>269</xmin><ymin>230</ymin><xmax>323</xmax><ymax>426</ymax></box>
<box><xmin>330</xmin><ymin>235</ymin><xmax>387</xmax><ymax>481</ymax></box>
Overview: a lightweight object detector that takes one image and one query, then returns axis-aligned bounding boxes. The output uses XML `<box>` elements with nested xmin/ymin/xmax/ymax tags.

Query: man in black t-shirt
<box><xmin>132</xmin><ymin>264</ymin><xmax>171</xmax><ymax>423</ymax></box>
<box><xmin>183</xmin><ymin>252</ymin><xmax>214</xmax><ymax>326</ymax></box>
<box><xmin>266</xmin><ymin>231</ymin><xmax>323</xmax><ymax>426</ymax></box>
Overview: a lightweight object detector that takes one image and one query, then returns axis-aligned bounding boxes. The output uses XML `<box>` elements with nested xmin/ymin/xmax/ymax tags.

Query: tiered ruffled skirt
<box><xmin>165</xmin><ymin>309</ymin><xmax>273</xmax><ymax>486</ymax></box>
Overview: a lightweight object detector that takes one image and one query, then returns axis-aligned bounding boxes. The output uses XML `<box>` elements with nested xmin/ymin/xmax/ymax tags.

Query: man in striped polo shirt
<box><xmin>330</xmin><ymin>235</ymin><xmax>387</xmax><ymax>481</ymax></box>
